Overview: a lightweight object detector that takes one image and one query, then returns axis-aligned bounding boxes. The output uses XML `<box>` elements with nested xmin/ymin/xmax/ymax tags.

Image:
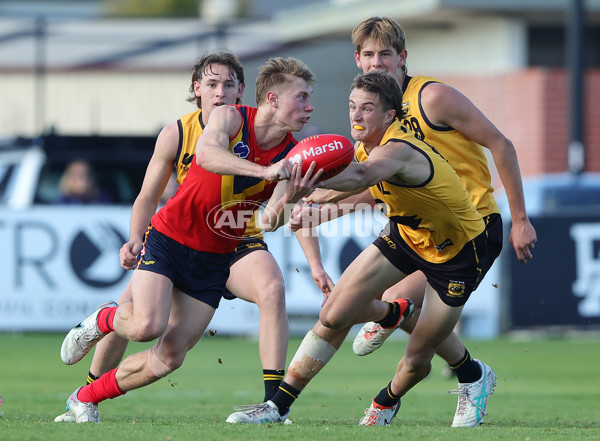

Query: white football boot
<box><xmin>226</xmin><ymin>400</ymin><xmax>290</xmax><ymax>424</ymax></box>
<box><xmin>359</xmin><ymin>399</ymin><xmax>400</xmax><ymax>426</ymax></box>
<box><xmin>54</xmin><ymin>387</ymin><xmax>100</xmax><ymax>423</ymax></box>
<box><xmin>449</xmin><ymin>359</ymin><xmax>497</xmax><ymax>427</ymax></box>
<box><xmin>352</xmin><ymin>298</ymin><xmax>414</xmax><ymax>356</ymax></box>
<box><xmin>61</xmin><ymin>301</ymin><xmax>117</xmax><ymax>365</ymax></box>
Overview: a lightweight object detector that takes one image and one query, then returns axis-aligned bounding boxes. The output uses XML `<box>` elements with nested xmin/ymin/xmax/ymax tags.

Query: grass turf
<box><xmin>0</xmin><ymin>332</ymin><xmax>598</xmax><ymax>441</ymax></box>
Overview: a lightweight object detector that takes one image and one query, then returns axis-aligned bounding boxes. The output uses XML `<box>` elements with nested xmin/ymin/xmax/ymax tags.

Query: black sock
<box><xmin>450</xmin><ymin>350</ymin><xmax>481</xmax><ymax>383</ymax></box>
<box><xmin>86</xmin><ymin>371</ymin><xmax>99</xmax><ymax>385</ymax></box>
<box><xmin>377</xmin><ymin>301</ymin><xmax>400</xmax><ymax>328</ymax></box>
<box><xmin>271</xmin><ymin>381</ymin><xmax>301</xmax><ymax>415</ymax></box>
<box><xmin>373</xmin><ymin>382</ymin><xmax>401</xmax><ymax>408</ymax></box>
<box><xmin>263</xmin><ymin>369</ymin><xmax>285</xmax><ymax>402</ymax></box>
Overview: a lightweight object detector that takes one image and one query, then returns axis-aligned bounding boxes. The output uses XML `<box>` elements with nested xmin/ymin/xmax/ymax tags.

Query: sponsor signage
<box><xmin>0</xmin><ymin>207</ymin><xmax>131</xmax><ymax>330</ymax></box>
<box><xmin>508</xmin><ymin>216</ymin><xmax>600</xmax><ymax>328</ymax></box>
<box><xmin>0</xmin><ymin>205</ymin><xmax>389</xmax><ymax>334</ymax></box>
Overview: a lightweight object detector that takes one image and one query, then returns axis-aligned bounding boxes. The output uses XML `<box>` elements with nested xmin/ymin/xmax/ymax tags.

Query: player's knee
<box><xmin>404</xmin><ymin>351</ymin><xmax>433</xmax><ymax>375</ymax></box>
<box><xmin>399</xmin><ymin>307</ymin><xmax>420</xmax><ymax>334</ymax></box>
<box><xmin>318</xmin><ymin>309</ymin><xmax>347</xmax><ymax>330</ymax></box>
<box><xmin>130</xmin><ymin>321</ymin><xmax>165</xmax><ymax>342</ymax></box>
<box><xmin>256</xmin><ymin>279</ymin><xmax>285</xmax><ymax>310</ymax></box>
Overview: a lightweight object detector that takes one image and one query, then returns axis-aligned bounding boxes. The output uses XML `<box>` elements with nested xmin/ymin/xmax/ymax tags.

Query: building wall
<box><xmin>406</xmin><ymin>16</ymin><xmax>527</xmax><ymax>75</ymax></box>
<box><xmin>439</xmin><ymin>68</ymin><xmax>600</xmax><ymax>181</ymax></box>
<box><xmin>0</xmin><ymin>71</ymin><xmax>192</xmax><ymax>137</ymax></box>
<box><xmin>2</xmin><ymin>67</ymin><xmax>599</xmax><ymax>180</ymax></box>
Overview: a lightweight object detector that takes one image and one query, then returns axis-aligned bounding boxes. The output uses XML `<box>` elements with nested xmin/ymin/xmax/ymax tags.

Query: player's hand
<box><xmin>321</xmin><ymin>284</ymin><xmax>334</xmax><ymax>306</ymax></box>
<box><xmin>304</xmin><ymin>188</ymin><xmax>335</xmax><ymax>205</ymax></box>
<box><xmin>284</xmin><ymin>160</ymin><xmax>323</xmax><ymax>204</ymax></box>
<box><xmin>264</xmin><ymin>158</ymin><xmax>293</xmax><ymax>181</ymax></box>
<box><xmin>310</xmin><ymin>267</ymin><xmax>335</xmax><ymax>306</ymax></box>
<box><xmin>509</xmin><ymin>218</ymin><xmax>537</xmax><ymax>263</ymax></box>
<box><xmin>289</xmin><ymin>202</ymin><xmax>322</xmax><ymax>232</ymax></box>
<box><xmin>120</xmin><ymin>240</ymin><xmax>143</xmax><ymax>270</ymax></box>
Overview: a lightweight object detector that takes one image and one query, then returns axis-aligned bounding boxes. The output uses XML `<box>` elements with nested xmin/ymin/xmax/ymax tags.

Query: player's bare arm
<box><xmin>320</xmin><ymin>142</ymin><xmax>429</xmax><ymax>192</ymax></box>
<box><xmin>196</xmin><ymin>105</ymin><xmax>290</xmax><ymax>181</ymax></box>
<box><xmin>291</xmin><ymin>189</ymin><xmax>374</xmax><ymax>235</ymax></box>
<box><xmin>305</xmin><ymin>187</ymin><xmax>369</xmax><ymax>205</ymax></box>
<box><xmin>120</xmin><ymin>122</ymin><xmax>179</xmax><ymax>270</ymax></box>
<box><xmin>294</xmin><ymin>232</ymin><xmax>335</xmax><ymax>300</ymax></box>
<box><xmin>421</xmin><ymin>82</ymin><xmax>537</xmax><ymax>262</ymax></box>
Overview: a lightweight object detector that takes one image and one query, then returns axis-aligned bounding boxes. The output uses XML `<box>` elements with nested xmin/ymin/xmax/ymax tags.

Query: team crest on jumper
<box><xmin>232</xmin><ymin>142</ymin><xmax>250</xmax><ymax>159</ymax></box>
<box><xmin>447</xmin><ymin>281</ymin><xmax>465</xmax><ymax>297</ymax></box>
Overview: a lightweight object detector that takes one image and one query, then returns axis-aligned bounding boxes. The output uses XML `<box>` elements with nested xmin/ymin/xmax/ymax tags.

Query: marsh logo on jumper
<box><xmin>69</xmin><ymin>223</ymin><xmax>128</xmax><ymax>288</ymax></box>
<box><xmin>207</xmin><ymin>200</ymin><xmax>279</xmax><ymax>240</ymax></box>
<box><xmin>570</xmin><ymin>223</ymin><xmax>600</xmax><ymax>317</ymax></box>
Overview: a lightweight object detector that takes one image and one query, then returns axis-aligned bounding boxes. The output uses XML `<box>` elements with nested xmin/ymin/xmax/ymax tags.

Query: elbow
<box><xmin>195</xmin><ymin>147</ymin><xmax>217</xmax><ymax>171</ymax></box>
<box><xmin>346</xmin><ymin>164</ymin><xmax>370</xmax><ymax>189</ymax></box>
<box><xmin>261</xmin><ymin>222</ymin><xmax>277</xmax><ymax>233</ymax></box>
<box><xmin>500</xmin><ymin>136</ymin><xmax>515</xmax><ymax>153</ymax></box>
<box><xmin>196</xmin><ymin>149</ymin><xmax>209</xmax><ymax>167</ymax></box>
<box><xmin>350</xmin><ymin>167</ymin><xmax>370</xmax><ymax>189</ymax></box>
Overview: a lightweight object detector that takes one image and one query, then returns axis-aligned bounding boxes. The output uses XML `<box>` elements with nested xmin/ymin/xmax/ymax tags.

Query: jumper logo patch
<box><xmin>232</xmin><ymin>142</ymin><xmax>250</xmax><ymax>159</ymax></box>
<box><xmin>179</xmin><ymin>153</ymin><xmax>194</xmax><ymax>173</ymax></box>
<box><xmin>436</xmin><ymin>239</ymin><xmax>454</xmax><ymax>251</ymax></box>
<box><xmin>447</xmin><ymin>281</ymin><xmax>465</xmax><ymax>297</ymax></box>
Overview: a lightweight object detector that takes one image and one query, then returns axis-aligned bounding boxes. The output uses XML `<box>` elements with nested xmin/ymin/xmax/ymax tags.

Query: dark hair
<box><xmin>255</xmin><ymin>57</ymin><xmax>315</xmax><ymax>106</ymax></box>
<box><xmin>352</xmin><ymin>16</ymin><xmax>408</xmax><ymax>76</ymax></box>
<box><xmin>186</xmin><ymin>51</ymin><xmax>245</xmax><ymax>108</ymax></box>
<box><xmin>351</xmin><ymin>71</ymin><xmax>406</xmax><ymax>120</ymax></box>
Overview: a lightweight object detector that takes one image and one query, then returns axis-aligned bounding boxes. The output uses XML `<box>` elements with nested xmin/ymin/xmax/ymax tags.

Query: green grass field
<box><xmin>0</xmin><ymin>332</ymin><xmax>598</xmax><ymax>441</ymax></box>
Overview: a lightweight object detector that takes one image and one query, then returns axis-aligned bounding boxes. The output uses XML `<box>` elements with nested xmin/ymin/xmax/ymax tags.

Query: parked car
<box><xmin>1</xmin><ymin>134</ymin><xmax>155</xmax><ymax>208</ymax></box>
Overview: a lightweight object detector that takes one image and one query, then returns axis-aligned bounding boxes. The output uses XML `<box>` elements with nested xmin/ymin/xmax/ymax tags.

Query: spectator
<box><xmin>57</xmin><ymin>159</ymin><xmax>111</xmax><ymax>204</ymax></box>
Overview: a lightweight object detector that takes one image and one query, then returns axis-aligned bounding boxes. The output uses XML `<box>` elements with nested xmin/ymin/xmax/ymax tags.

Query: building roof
<box><xmin>1</xmin><ymin>0</ymin><xmax>599</xmax><ymax>71</ymax></box>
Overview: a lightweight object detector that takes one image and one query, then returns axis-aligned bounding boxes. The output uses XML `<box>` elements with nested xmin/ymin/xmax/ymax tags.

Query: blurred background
<box><xmin>1</xmin><ymin>0</ymin><xmax>599</xmax><ymax>338</ymax></box>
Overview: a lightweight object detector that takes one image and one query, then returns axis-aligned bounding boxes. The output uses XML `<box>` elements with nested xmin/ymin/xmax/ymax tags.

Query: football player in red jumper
<box><xmin>58</xmin><ymin>57</ymin><xmax>321</xmax><ymax>423</ymax></box>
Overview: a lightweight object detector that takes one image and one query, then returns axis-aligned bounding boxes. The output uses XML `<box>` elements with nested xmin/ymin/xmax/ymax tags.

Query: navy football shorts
<box><xmin>373</xmin><ymin>214</ymin><xmax>503</xmax><ymax>307</ymax></box>
<box><xmin>223</xmin><ymin>236</ymin><xmax>270</xmax><ymax>300</ymax></box>
<box><xmin>136</xmin><ymin>225</ymin><xmax>234</xmax><ymax>309</ymax></box>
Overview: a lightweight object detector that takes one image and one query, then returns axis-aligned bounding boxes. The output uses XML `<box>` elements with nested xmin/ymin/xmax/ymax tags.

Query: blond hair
<box><xmin>352</xmin><ymin>16</ymin><xmax>407</xmax><ymax>75</ymax></box>
<box><xmin>255</xmin><ymin>57</ymin><xmax>315</xmax><ymax>106</ymax></box>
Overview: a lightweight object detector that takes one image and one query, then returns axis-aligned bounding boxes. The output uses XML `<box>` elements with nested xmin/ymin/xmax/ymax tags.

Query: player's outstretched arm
<box><xmin>318</xmin><ymin>144</ymin><xmax>409</xmax><ymax>192</ymax></box>
<box><xmin>196</xmin><ymin>106</ymin><xmax>291</xmax><ymax>181</ymax></box>
<box><xmin>121</xmin><ymin>122</ymin><xmax>180</xmax><ymax>269</ymax></box>
<box><xmin>294</xmin><ymin>231</ymin><xmax>335</xmax><ymax>304</ymax></box>
<box><xmin>421</xmin><ymin>82</ymin><xmax>537</xmax><ymax>262</ymax></box>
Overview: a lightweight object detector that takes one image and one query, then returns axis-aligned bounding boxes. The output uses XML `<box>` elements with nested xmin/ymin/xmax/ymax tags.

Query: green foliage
<box><xmin>0</xmin><ymin>333</ymin><xmax>598</xmax><ymax>440</ymax></box>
